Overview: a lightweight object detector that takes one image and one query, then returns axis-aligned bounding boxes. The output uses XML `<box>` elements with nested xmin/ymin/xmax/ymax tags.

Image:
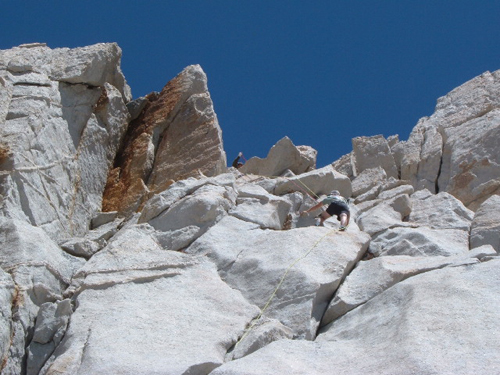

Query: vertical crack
<box><xmin>435</xmin><ymin>128</ymin><xmax>446</xmax><ymax>194</ymax></box>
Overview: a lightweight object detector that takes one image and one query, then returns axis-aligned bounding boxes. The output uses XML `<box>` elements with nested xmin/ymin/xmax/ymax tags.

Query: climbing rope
<box><xmin>237</xmin><ymin>153</ymin><xmax>319</xmax><ymax>198</ymax></box>
<box><xmin>287</xmin><ymin>177</ymin><xmax>320</xmax><ymax>200</ymax></box>
<box><xmin>228</xmin><ymin>159</ymin><xmax>349</xmax><ymax>348</ymax></box>
<box><xmin>234</xmin><ymin>225</ymin><xmax>338</xmax><ymax>348</ymax></box>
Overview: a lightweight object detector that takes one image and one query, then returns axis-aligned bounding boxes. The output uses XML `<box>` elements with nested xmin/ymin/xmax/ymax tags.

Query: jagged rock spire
<box><xmin>102</xmin><ymin>64</ymin><xmax>227</xmax><ymax>216</ymax></box>
<box><xmin>1</xmin><ymin>43</ymin><xmax>499</xmax><ymax>375</ymax></box>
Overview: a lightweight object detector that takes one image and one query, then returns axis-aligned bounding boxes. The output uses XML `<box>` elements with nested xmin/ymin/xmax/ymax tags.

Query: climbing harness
<box><xmin>229</xmin><ymin>164</ymin><xmax>350</xmax><ymax>348</ymax></box>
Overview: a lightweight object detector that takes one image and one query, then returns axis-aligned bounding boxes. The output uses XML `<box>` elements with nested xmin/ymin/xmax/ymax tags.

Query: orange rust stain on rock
<box><xmin>102</xmin><ymin>73</ymin><xmax>187</xmax><ymax>214</ymax></box>
<box><xmin>93</xmin><ymin>87</ymin><xmax>108</xmax><ymax>112</ymax></box>
<box><xmin>452</xmin><ymin>159</ymin><xmax>477</xmax><ymax>190</ymax></box>
<box><xmin>481</xmin><ymin>158</ymin><xmax>491</xmax><ymax>166</ymax></box>
<box><xmin>102</xmin><ymin>167</ymin><xmax>123</xmax><ymax>212</ymax></box>
<box><xmin>0</xmin><ymin>144</ymin><xmax>10</xmax><ymax>164</ymax></box>
<box><xmin>453</xmin><ymin>172</ymin><xmax>475</xmax><ymax>190</ymax></box>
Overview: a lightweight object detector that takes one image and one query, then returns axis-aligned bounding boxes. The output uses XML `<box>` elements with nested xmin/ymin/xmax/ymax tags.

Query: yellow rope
<box><xmin>234</xmin><ymin>226</ymin><xmax>337</xmax><ymax>348</ymax></box>
<box><xmin>231</xmin><ymin>169</ymin><xmax>343</xmax><ymax>347</ymax></box>
<box><xmin>293</xmin><ymin>177</ymin><xmax>320</xmax><ymax>200</ymax></box>
<box><xmin>240</xmin><ymin>172</ymin><xmax>321</xmax><ymax>201</ymax></box>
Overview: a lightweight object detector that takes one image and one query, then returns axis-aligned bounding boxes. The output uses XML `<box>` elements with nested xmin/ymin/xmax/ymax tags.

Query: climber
<box><xmin>232</xmin><ymin>152</ymin><xmax>244</xmax><ymax>169</ymax></box>
<box><xmin>300</xmin><ymin>190</ymin><xmax>350</xmax><ymax>230</ymax></box>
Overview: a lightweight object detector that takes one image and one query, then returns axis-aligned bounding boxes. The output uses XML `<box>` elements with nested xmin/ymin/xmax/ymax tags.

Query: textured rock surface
<box><xmin>102</xmin><ymin>65</ymin><xmax>227</xmax><ymax>216</ymax></box>
<box><xmin>409</xmin><ymin>190</ymin><xmax>473</xmax><ymax>229</ymax></box>
<box><xmin>1</xmin><ymin>43</ymin><xmax>500</xmax><ymax>374</ymax></box>
<box><xmin>226</xmin><ymin>317</ymin><xmax>294</xmax><ymax>361</ymax></box>
<box><xmin>351</xmin><ymin>166</ymin><xmax>387</xmax><ymax>197</ymax></box>
<box><xmin>370</xmin><ymin>226</ymin><xmax>469</xmax><ymax>257</ymax></box>
<box><xmin>0</xmin><ymin>217</ymin><xmax>84</xmax><ymax>374</ymax></box>
<box><xmin>352</xmin><ymin>135</ymin><xmax>398</xmax><ymax>178</ymax></box>
<box><xmin>356</xmin><ymin>193</ymin><xmax>413</xmax><ymax>236</ymax></box>
<box><xmin>40</xmin><ymin>226</ymin><xmax>258</xmax><ymax>375</ymax></box>
<box><xmin>321</xmin><ymin>246</ymin><xmax>494</xmax><ymax>326</ymax></box>
<box><xmin>438</xmin><ymin>109</ymin><xmax>500</xmax><ymax>210</ymax></box>
<box><xmin>230</xmin><ymin>183</ymin><xmax>291</xmax><ymax>230</ymax></box>
<box><xmin>0</xmin><ymin>268</ymin><xmax>15</xmax><ymax>369</ymax></box>
<box><xmin>239</xmin><ymin>136</ymin><xmax>316</xmax><ymax>176</ymax></box>
<box><xmin>186</xmin><ymin>215</ymin><xmax>371</xmax><ymax>339</ymax></box>
<box><xmin>273</xmin><ymin>164</ymin><xmax>351</xmax><ymax>198</ymax></box>
<box><xmin>27</xmin><ymin>299</ymin><xmax>72</xmax><ymax>375</ymax></box>
<box><xmin>470</xmin><ymin>194</ymin><xmax>500</xmax><ymax>252</ymax></box>
<box><xmin>213</xmin><ymin>260</ymin><xmax>500</xmax><ymax>375</ymax></box>
<box><xmin>0</xmin><ymin>43</ymin><xmax>130</xmax><ymax>242</ymax></box>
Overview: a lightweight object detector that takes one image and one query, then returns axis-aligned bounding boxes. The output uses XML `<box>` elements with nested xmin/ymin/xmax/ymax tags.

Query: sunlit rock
<box><xmin>240</xmin><ymin>136</ymin><xmax>316</xmax><ymax>176</ymax></box>
<box><xmin>470</xmin><ymin>194</ymin><xmax>500</xmax><ymax>252</ymax></box>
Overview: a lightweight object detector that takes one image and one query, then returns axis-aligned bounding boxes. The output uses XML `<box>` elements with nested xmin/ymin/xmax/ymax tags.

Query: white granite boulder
<box><xmin>370</xmin><ymin>226</ymin><xmax>469</xmax><ymax>257</ymax></box>
<box><xmin>0</xmin><ymin>218</ymin><xmax>84</xmax><ymax>283</ymax></box>
<box><xmin>362</xmin><ymin>189</ymin><xmax>472</xmax><ymax>257</ymax></box>
<box><xmin>138</xmin><ymin>174</ymin><xmax>237</xmax><ymax>250</ymax></box>
<box><xmin>0</xmin><ymin>268</ymin><xmax>15</xmax><ymax>369</ymax></box>
<box><xmin>0</xmin><ymin>43</ymin><xmax>130</xmax><ymax>241</ymax></box>
<box><xmin>0</xmin><ymin>43</ymin><xmax>130</xmax><ymax>100</ymax></box>
<box><xmin>59</xmin><ymin>217</ymin><xmax>124</xmax><ymax>259</ymax></box>
<box><xmin>331</xmin><ymin>152</ymin><xmax>354</xmax><ymax>179</ymax></box>
<box><xmin>273</xmin><ymin>164</ymin><xmax>351</xmax><ymax>198</ymax></box>
<box><xmin>438</xmin><ymin>109</ymin><xmax>500</xmax><ymax>210</ymax></box>
<box><xmin>321</xmin><ymin>246</ymin><xmax>495</xmax><ymax>326</ymax></box>
<box><xmin>187</xmin><ymin>215</ymin><xmax>370</xmax><ymax>339</ymax></box>
<box><xmin>470</xmin><ymin>194</ymin><xmax>500</xmax><ymax>252</ymax></box>
<box><xmin>139</xmin><ymin>173</ymin><xmax>236</xmax><ymax>224</ymax></box>
<box><xmin>150</xmin><ymin>184</ymin><xmax>236</xmax><ymax>250</ymax></box>
<box><xmin>0</xmin><ymin>217</ymin><xmax>84</xmax><ymax>374</ymax></box>
<box><xmin>42</xmin><ymin>225</ymin><xmax>259</xmax><ymax>375</ymax></box>
<box><xmin>396</xmin><ymin>120</ymin><xmax>443</xmax><ymax>192</ymax></box>
<box><xmin>230</xmin><ymin>184</ymin><xmax>292</xmax><ymax>229</ymax></box>
<box><xmin>409</xmin><ymin>190</ymin><xmax>474</xmax><ymax>230</ymax></box>
<box><xmin>377</xmin><ymin>183</ymin><xmax>414</xmax><ymax>201</ymax></box>
<box><xmin>352</xmin><ymin>135</ymin><xmax>398</xmax><ymax>178</ymax></box>
<box><xmin>212</xmin><ymin>260</ymin><xmax>500</xmax><ymax>375</ymax></box>
<box><xmin>226</xmin><ymin>317</ymin><xmax>294</xmax><ymax>361</ymax></box>
<box><xmin>240</xmin><ymin>137</ymin><xmax>316</xmax><ymax>176</ymax></box>
<box><xmin>351</xmin><ymin>166</ymin><xmax>387</xmax><ymax>197</ymax></box>
<box><xmin>356</xmin><ymin>194</ymin><xmax>413</xmax><ymax>236</ymax></box>
<box><xmin>27</xmin><ymin>299</ymin><xmax>73</xmax><ymax>375</ymax></box>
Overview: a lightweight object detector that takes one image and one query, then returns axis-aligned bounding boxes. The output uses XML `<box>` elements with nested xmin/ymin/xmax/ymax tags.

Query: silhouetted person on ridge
<box><xmin>232</xmin><ymin>152</ymin><xmax>244</xmax><ymax>169</ymax></box>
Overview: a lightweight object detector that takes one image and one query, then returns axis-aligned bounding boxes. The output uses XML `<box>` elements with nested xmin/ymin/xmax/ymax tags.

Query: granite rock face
<box><xmin>470</xmin><ymin>194</ymin><xmax>500</xmax><ymax>252</ymax></box>
<box><xmin>102</xmin><ymin>64</ymin><xmax>227</xmax><ymax>216</ymax></box>
<box><xmin>1</xmin><ymin>43</ymin><xmax>500</xmax><ymax>375</ymax></box>
<box><xmin>343</xmin><ymin>71</ymin><xmax>500</xmax><ymax>211</ymax></box>
<box><xmin>320</xmin><ymin>247</ymin><xmax>494</xmax><ymax>326</ymax></box>
<box><xmin>239</xmin><ymin>136</ymin><xmax>316</xmax><ymax>176</ymax></box>
<box><xmin>352</xmin><ymin>135</ymin><xmax>398</xmax><ymax>179</ymax></box>
<box><xmin>41</xmin><ymin>226</ymin><xmax>258</xmax><ymax>375</ymax></box>
<box><xmin>213</xmin><ymin>260</ymin><xmax>500</xmax><ymax>375</ymax></box>
<box><xmin>0</xmin><ymin>43</ymin><xmax>131</xmax><ymax>242</ymax></box>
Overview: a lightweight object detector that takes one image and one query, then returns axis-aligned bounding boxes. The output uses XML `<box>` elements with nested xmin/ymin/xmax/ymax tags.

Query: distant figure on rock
<box><xmin>232</xmin><ymin>152</ymin><xmax>244</xmax><ymax>169</ymax></box>
<box><xmin>301</xmin><ymin>190</ymin><xmax>350</xmax><ymax>230</ymax></box>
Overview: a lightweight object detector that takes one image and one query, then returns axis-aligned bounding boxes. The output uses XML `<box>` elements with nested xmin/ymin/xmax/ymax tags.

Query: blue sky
<box><xmin>2</xmin><ymin>1</ymin><xmax>500</xmax><ymax>168</ymax></box>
